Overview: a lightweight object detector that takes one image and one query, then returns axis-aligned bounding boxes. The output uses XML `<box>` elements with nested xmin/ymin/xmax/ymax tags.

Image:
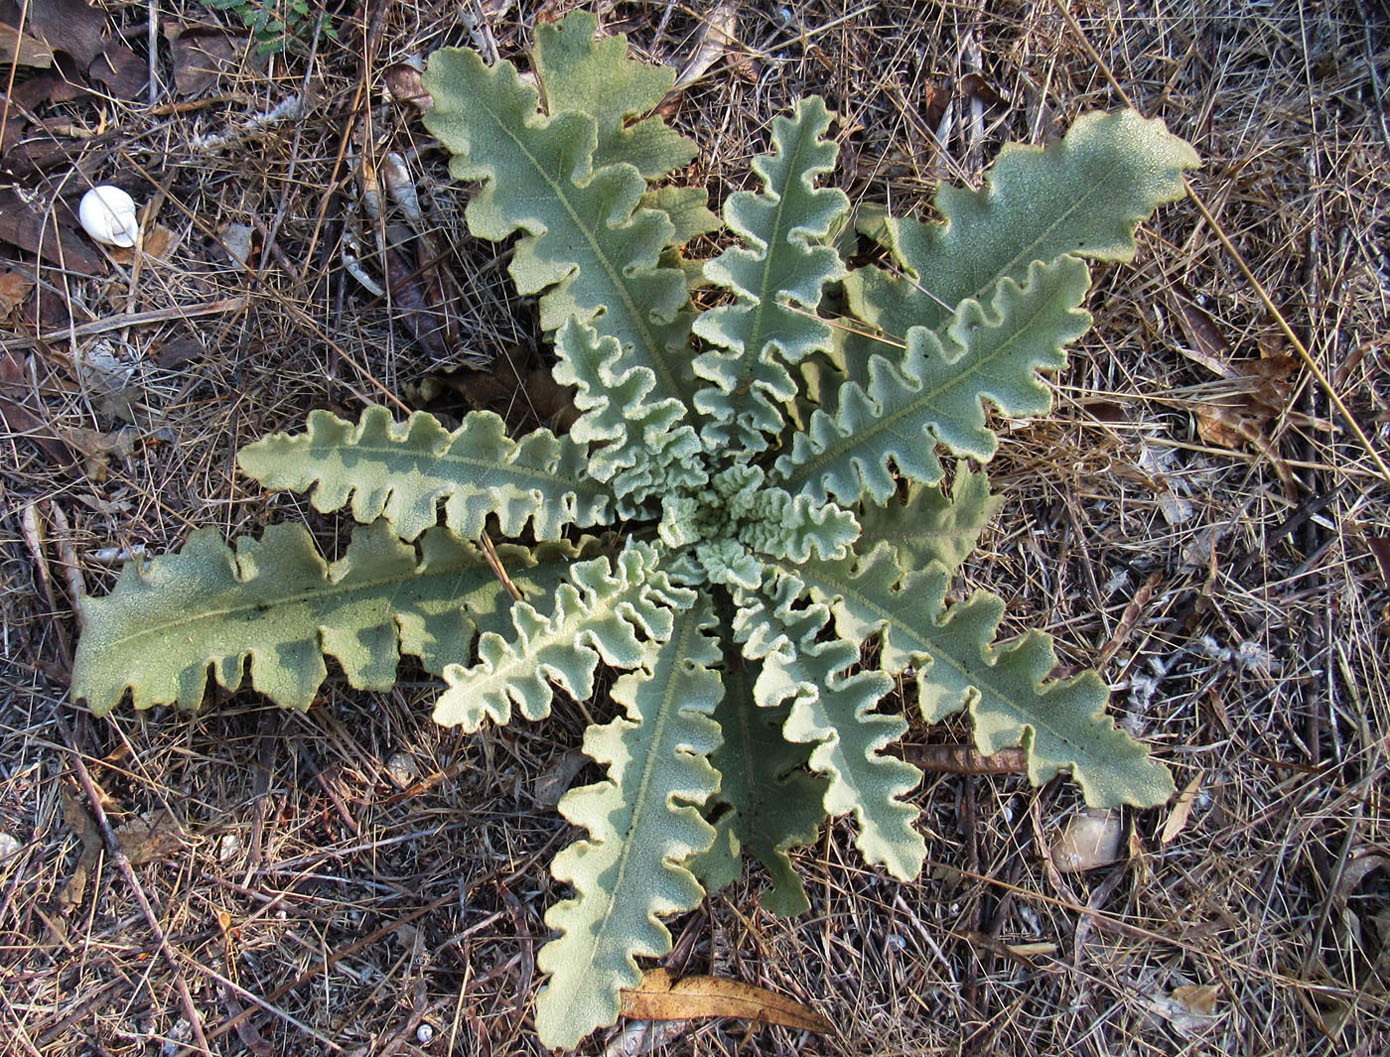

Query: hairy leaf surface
<box><xmin>779</xmin><ymin>256</ymin><xmax>1092</xmax><ymax>504</ymax></box>
<box><xmin>535</xmin><ymin>597</ymin><xmax>723</xmax><ymax>1048</ymax></box>
<box><xmin>855</xmin><ymin>465</ymin><xmax>1003</xmax><ymax>576</ymax></box>
<box><xmin>72</xmin><ymin>522</ymin><xmax>525</xmax><ymax>714</ymax></box>
<box><xmin>735</xmin><ymin>574</ymin><xmax>925</xmax><ymax>879</ymax></box>
<box><xmin>238</xmin><ymin>406</ymin><xmax>612</xmax><ymax>543</ymax></box>
<box><xmin>843</xmin><ymin>110</ymin><xmax>1200</xmax><ymax>340</ymax></box>
<box><xmin>434</xmin><ymin>541</ymin><xmax>691</xmax><ymax>730</ymax></box>
<box><xmin>691</xmin><ymin>616</ymin><xmax>827</xmax><ymax>916</ymax></box>
<box><xmin>802</xmin><ymin>546</ymin><xmax>1175</xmax><ymax>807</ymax></box>
<box><xmin>423</xmin><ymin>45</ymin><xmax>697</xmax><ymax>404</ymax></box>
<box><xmin>551</xmin><ymin>318</ymin><xmax>704</xmax><ymax>509</ymax></box>
<box><xmin>532</xmin><ymin>11</ymin><xmax>696</xmax><ymax>179</ymax></box>
<box><xmin>692</xmin><ymin>97</ymin><xmax>849</xmax><ymax>448</ymax></box>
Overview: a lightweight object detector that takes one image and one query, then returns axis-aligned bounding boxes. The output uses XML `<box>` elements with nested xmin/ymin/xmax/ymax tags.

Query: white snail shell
<box><xmin>79</xmin><ymin>185</ymin><xmax>141</xmax><ymax>248</ymax></box>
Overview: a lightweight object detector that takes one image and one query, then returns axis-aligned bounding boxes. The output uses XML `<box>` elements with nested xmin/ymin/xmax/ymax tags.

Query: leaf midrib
<box><xmin>468</xmin><ymin>57</ymin><xmax>689</xmax><ymax>406</ymax></box>
<box><xmin>794</xmin><ymin>558</ymin><xmax>1108</xmax><ymax>770</ymax></box>
<box><xmin>97</xmin><ymin>560</ymin><xmax>491</xmax><ymax>657</ymax></box>
<box><xmin>781</xmin><ymin>281</ymin><xmax>1057</xmax><ymax>491</ymax></box>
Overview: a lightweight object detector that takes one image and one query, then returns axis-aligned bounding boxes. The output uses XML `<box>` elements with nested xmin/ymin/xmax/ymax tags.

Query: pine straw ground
<box><xmin>2</xmin><ymin>1</ymin><xmax>1389</xmax><ymax>1054</ymax></box>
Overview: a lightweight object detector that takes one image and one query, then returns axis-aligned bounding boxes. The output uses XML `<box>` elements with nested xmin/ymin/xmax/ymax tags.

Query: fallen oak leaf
<box><xmin>113</xmin><ymin>808</ymin><xmax>186</xmax><ymax>866</ymax></box>
<box><xmin>0</xmin><ymin>189</ymin><xmax>107</xmax><ymax>273</ymax></box>
<box><xmin>0</xmin><ymin>22</ymin><xmax>54</xmax><ymax>67</ymax></box>
<box><xmin>10</xmin><ymin>0</ymin><xmax>105</xmax><ymax>68</ymax></box>
<box><xmin>165</xmin><ymin>24</ymin><xmax>238</xmax><ymax>97</ymax></box>
<box><xmin>0</xmin><ymin>268</ymin><xmax>34</xmax><ymax>316</ymax></box>
<box><xmin>1167</xmin><ymin>280</ymin><xmax>1232</xmax><ymax>379</ymax></box>
<box><xmin>1165</xmin><ymin>280</ymin><xmax>1298</xmax><ymax>493</ymax></box>
<box><xmin>667</xmin><ymin>1</ymin><xmax>739</xmax><ymax>97</ymax></box>
<box><xmin>619</xmin><ymin>968</ymin><xmax>833</xmax><ymax>1034</ymax></box>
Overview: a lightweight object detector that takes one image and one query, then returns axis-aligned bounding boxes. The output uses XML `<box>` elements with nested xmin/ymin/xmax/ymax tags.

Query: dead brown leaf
<box><xmin>620</xmin><ymin>968</ymin><xmax>833</xmax><ymax>1033</ymax></box>
<box><xmin>153</xmin><ymin>335</ymin><xmax>204</xmax><ymax>369</ymax></box>
<box><xmin>0</xmin><ymin>189</ymin><xmax>107</xmax><ymax>273</ymax></box>
<box><xmin>14</xmin><ymin>0</ymin><xmax>106</xmax><ymax>68</ymax></box>
<box><xmin>440</xmin><ymin>343</ymin><xmax>578</xmax><ymax>430</ymax></box>
<box><xmin>113</xmin><ymin>809</ymin><xmax>185</xmax><ymax>866</ymax></box>
<box><xmin>384</xmin><ymin>63</ymin><xmax>432</xmax><ymax>111</ymax></box>
<box><xmin>1160</xmin><ymin>771</ymin><xmax>1204</xmax><ymax>845</ymax></box>
<box><xmin>108</xmin><ymin>223</ymin><xmax>176</xmax><ymax>265</ymax></box>
<box><xmin>959</xmin><ymin>71</ymin><xmax>1006</xmax><ymax>108</ymax></box>
<box><xmin>1168</xmin><ymin>280</ymin><xmax>1232</xmax><ymax>378</ymax></box>
<box><xmin>1171</xmin><ymin>984</ymin><xmax>1220</xmax><ymax>1015</ymax></box>
<box><xmin>531</xmin><ymin>748</ymin><xmax>588</xmax><ymax>809</ymax></box>
<box><xmin>166</xmin><ymin>25</ymin><xmax>238</xmax><ymax>97</ymax></box>
<box><xmin>56</xmin><ymin>786</ymin><xmax>101</xmax><ymax>916</ymax></box>
<box><xmin>0</xmin><ymin>268</ymin><xmax>34</xmax><ymax>317</ymax></box>
<box><xmin>922</xmin><ymin>80</ymin><xmax>951</xmax><ymax>129</ymax></box>
<box><xmin>0</xmin><ymin>21</ymin><xmax>53</xmax><ymax>67</ymax></box>
<box><xmin>669</xmin><ymin>1</ymin><xmax>739</xmax><ymax>95</ymax></box>
<box><xmin>58</xmin><ymin>423</ymin><xmax>141</xmax><ymax>481</ymax></box>
<box><xmin>1167</xmin><ymin>281</ymin><xmax>1298</xmax><ymax>492</ymax></box>
<box><xmin>87</xmin><ymin>38</ymin><xmax>146</xmax><ymax>99</ymax></box>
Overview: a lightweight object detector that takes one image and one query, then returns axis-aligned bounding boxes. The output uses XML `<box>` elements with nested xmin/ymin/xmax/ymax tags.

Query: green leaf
<box><xmin>801</xmin><ymin>546</ymin><xmax>1175</xmax><ymax>808</ymax></box>
<box><xmin>535</xmin><ymin>597</ymin><xmax>723</xmax><ymax>1049</ymax></box>
<box><xmin>72</xmin><ymin>521</ymin><xmax>516</xmax><ymax>714</ymax></box>
<box><xmin>843</xmin><ymin>110</ymin><xmax>1199</xmax><ymax>341</ymax></box>
<box><xmin>692</xmin><ymin>96</ymin><xmax>850</xmax><ymax>449</ymax></box>
<box><xmin>778</xmin><ymin>255</ymin><xmax>1093</xmax><ymax>504</ymax></box>
<box><xmin>642</xmin><ymin>185</ymin><xmax>721</xmax><ymax>247</ymax></box>
<box><xmin>422</xmin><ymin>44</ymin><xmax>698</xmax><ymax>406</ymax></box>
<box><xmin>434</xmin><ymin>540</ymin><xmax>691</xmax><ymax>730</ymax></box>
<box><xmin>237</xmin><ymin>406</ymin><xmax>613</xmax><ymax>543</ymax></box>
<box><xmin>855</xmin><ymin>465</ymin><xmax>1003</xmax><ymax>576</ymax></box>
<box><xmin>735</xmin><ymin>574</ymin><xmax>925</xmax><ymax>880</ymax></box>
<box><xmin>692</xmin><ymin>626</ymin><xmax>827</xmax><ymax>917</ymax></box>
<box><xmin>551</xmin><ymin>318</ymin><xmax>705</xmax><ymax>511</ymax></box>
<box><xmin>533</xmin><ymin>11</ymin><xmax>697</xmax><ymax>179</ymax></box>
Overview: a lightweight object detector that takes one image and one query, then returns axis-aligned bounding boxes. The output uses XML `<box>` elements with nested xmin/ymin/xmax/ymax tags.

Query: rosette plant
<box><xmin>72</xmin><ymin>13</ymin><xmax>1199</xmax><ymax>1048</ymax></box>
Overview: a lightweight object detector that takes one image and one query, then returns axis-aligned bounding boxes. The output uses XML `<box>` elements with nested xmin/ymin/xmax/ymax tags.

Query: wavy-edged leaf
<box><xmin>434</xmin><ymin>540</ymin><xmax>692</xmax><ymax>730</ymax></box>
<box><xmin>535</xmin><ymin>597</ymin><xmax>723</xmax><ymax>1050</ymax></box>
<box><xmin>656</xmin><ymin>463</ymin><xmax>859</xmax><ymax>576</ymax></box>
<box><xmin>693</xmin><ymin>96</ymin><xmax>849</xmax><ymax>449</ymax></box>
<box><xmin>422</xmin><ymin>44</ymin><xmax>698</xmax><ymax>405</ymax></box>
<box><xmin>237</xmin><ymin>406</ymin><xmax>612</xmax><ymax>543</ymax></box>
<box><xmin>533</xmin><ymin>11</ymin><xmax>697</xmax><ymax>179</ymax></box>
<box><xmin>843</xmin><ymin>110</ymin><xmax>1199</xmax><ymax>341</ymax></box>
<box><xmin>551</xmin><ymin>318</ymin><xmax>704</xmax><ymax>509</ymax></box>
<box><xmin>644</xmin><ymin>184</ymin><xmax>722</xmax><ymax>247</ymax></box>
<box><xmin>855</xmin><ymin>465</ymin><xmax>1003</xmax><ymax>576</ymax></box>
<box><xmin>779</xmin><ymin>255</ymin><xmax>1092</xmax><ymax>504</ymax></box>
<box><xmin>72</xmin><ymin>521</ymin><xmax>518</xmax><ymax>714</ymax></box>
<box><xmin>692</xmin><ymin>629</ymin><xmax>827</xmax><ymax>917</ymax></box>
<box><xmin>800</xmin><ymin>545</ymin><xmax>1175</xmax><ymax>808</ymax></box>
<box><xmin>734</xmin><ymin>573</ymin><xmax>925</xmax><ymax>880</ymax></box>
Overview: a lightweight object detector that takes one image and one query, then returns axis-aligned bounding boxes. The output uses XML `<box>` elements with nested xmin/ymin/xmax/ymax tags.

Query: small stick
<box><xmin>904</xmin><ymin>744</ymin><xmax>1027</xmax><ymax>775</ymax></box>
<box><xmin>0</xmin><ymin>297</ymin><xmax>247</xmax><ymax>353</ymax></box>
<box><xmin>479</xmin><ymin>529</ymin><xmax>523</xmax><ymax>601</ymax></box>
